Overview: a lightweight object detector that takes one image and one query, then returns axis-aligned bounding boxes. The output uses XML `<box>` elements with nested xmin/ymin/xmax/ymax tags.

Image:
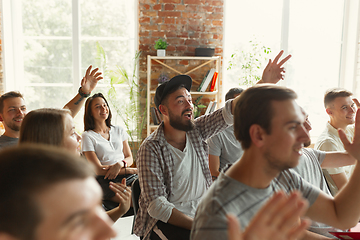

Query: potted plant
<box><xmin>154</xmin><ymin>38</ymin><xmax>168</xmax><ymax>57</ymax></box>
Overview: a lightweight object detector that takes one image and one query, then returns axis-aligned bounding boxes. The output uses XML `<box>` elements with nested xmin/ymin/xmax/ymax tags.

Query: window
<box><xmin>224</xmin><ymin>0</ymin><xmax>360</xmax><ymax>139</ymax></box>
<box><xmin>2</xmin><ymin>0</ymin><xmax>137</xmax><ymax>129</ymax></box>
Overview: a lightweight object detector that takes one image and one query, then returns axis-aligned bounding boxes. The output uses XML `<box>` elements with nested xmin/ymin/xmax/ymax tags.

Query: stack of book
<box><xmin>150</xmin><ymin>107</ymin><xmax>162</xmax><ymax>125</ymax></box>
<box><xmin>204</xmin><ymin>101</ymin><xmax>217</xmax><ymax>115</ymax></box>
<box><xmin>197</xmin><ymin>68</ymin><xmax>218</xmax><ymax>92</ymax></box>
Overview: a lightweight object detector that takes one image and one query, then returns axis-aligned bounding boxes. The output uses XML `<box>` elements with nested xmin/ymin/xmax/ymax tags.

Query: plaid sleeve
<box><xmin>195</xmin><ymin>100</ymin><xmax>233</xmax><ymax>141</ymax></box>
<box><xmin>137</xmin><ymin>139</ymin><xmax>170</xmax><ymax>205</ymax></box>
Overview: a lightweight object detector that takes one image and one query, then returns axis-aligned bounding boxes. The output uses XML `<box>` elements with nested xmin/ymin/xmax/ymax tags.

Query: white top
<box><xmin>147</xmin><ymin>135</ymin><xmax>207</xmax><ymax>222</ymax></box>
<box><xmin>81</xmin><ymin>125</ymin><xmax>129</xmax><ymax>166</ymax></box>
<box><xmin>315</xmin><ymin>122</ymin><xmax>355</xmax><ymax>195</ymax></box>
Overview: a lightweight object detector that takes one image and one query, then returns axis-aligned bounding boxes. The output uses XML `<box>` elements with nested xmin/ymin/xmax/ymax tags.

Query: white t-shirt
<box><xmin>147</xmin><ymin>135</ymin><xmax>207</xmax><ymax>222</ymax></box>
<box><xmin>315</xmin><ymin>122</ymin><xmax>355</xmax><ymax>195</ymax></box>
<box><xmin>81</xmin><ymin>125</ymin><xmax>129</xmax><ymax>166</ymax></box>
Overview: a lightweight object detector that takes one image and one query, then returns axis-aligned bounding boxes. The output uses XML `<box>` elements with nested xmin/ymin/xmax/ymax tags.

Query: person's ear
<box><xmin>326</xmin><ymin>108</ymin><xmax>332</xmax><ymax>116</ymax></box>
<box><xmin>249</xmin><ymin>124</ymin><xmax>266</xmax><ymax>148</ymax></box>
<box><xmin>159</xmin><ymin>105</ymin><xmax>168</xmax><ymax>116</ymax></box>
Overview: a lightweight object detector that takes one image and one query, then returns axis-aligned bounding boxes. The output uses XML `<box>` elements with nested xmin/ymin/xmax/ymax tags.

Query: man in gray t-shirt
<box><xmin>0</xmin><ymin>135</ymin><xmax>19</xmax><ymax>150</ymax></box>
<box><xmin>191</xmin><ymin>85</ymin><xmax>360</xmax><ymax>240</ymax></box>
<box><xmin>292</xmin><ymin>110</ymin><xmax>356</xmax><ymax>238</ymax></box>
<box><xmin>208</xmin><ymin>88</ymin><xmax>244</xmax><ymax>179</ymax></box>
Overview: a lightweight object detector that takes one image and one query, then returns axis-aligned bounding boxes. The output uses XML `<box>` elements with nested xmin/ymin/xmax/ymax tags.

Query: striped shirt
<box><xmin>190</xmin><ymin>169</ymin><xmax>320</xmax><ymax>240</ymax></box>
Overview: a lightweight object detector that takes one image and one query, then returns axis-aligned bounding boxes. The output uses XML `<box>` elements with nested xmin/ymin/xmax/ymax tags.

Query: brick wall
<box><xmin>138</xmin><ymin>0</ymin><xmax>224</xmax><ymax>134</ymax></box>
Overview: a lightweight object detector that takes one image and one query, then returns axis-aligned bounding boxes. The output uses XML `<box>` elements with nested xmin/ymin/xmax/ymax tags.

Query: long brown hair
<box><xmin>84</xmin><ymin>93</ymin><xmax>112</xmax><ymax>131</ymax></box>
<box><xmin>19</xmin><ymin>108</ymin><xmax>71</xmax><ymax>147</ymax></box>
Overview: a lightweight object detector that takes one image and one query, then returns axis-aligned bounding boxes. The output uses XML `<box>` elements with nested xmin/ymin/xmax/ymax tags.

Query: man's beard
<box><xmin>168</xmin><ymin>108</ymin><xmax>195</xmax><ymax>132</ymax></box>
<box><xmin>304</xmin><ymin>140</ymin><xmax>311</xmax><ymax>148</ymax></box>
<box><xmin>5</xmin><ymin>119</ymin><xmax>21</xmax><ymax>132</ymax></box>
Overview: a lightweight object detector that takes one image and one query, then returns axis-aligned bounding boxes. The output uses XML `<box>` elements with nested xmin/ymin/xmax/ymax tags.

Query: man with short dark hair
<box><xmin>191</xmin><ymin>84</ymin><xmax>360</xmax><ymax>240</ymax></box>
<box><xmin>208</xmin><ymin>87</ymin><xmax>244</xmax><ymax>179</ymax></box>
<box><xmin>315</xmin><ymin>88</ymin><xmax>358</xmax><ymax>195</ymax></box>
<box><xmin>0</xmin><ymin>144</ymin><xmax>116</xmax><ymax>240</ymax></box>
<box><xmin>134</xmin><ymin>51</ymin><xmax>291</xmax><ymax>240</ymax></box>
<box><xmin>0</xmin><ymin>66</ymin><xmax>102</xmax><ymax>149</ymax></box>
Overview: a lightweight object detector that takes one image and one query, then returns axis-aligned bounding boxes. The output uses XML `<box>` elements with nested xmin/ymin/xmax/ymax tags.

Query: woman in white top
<box><xmin>82</xmin><ymin>93</ymin><xmax>137</xmax><ymax>202</ymax></box>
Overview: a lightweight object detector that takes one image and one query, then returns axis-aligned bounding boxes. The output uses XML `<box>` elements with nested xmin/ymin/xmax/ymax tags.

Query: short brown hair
<box><xmin>84</xmin><ymin>93</ymin><xmax>112</xmax><ymax>131</ymax></box>
<box><xmin>0</xmin><ymin>144</ymin><xmax>94</xmax><ymax>240</ymax></box>
<box><xmin>233</xmin><ymin>84</ymin><xmax>297</xmax><ymax>149</ymax></box>
<box><xmin>324</xmin><ymin>88</ymin><xmax>353</xmax><ymax>108</ymax></box>
<box><xmin>0</xmin><ymin>91</ymin><xmax>24</xmax><ymax>113</ymax></box>
<box><xmin>19</xmin><ymin>108</ymin><xmax>71</xmax><ymax>147</ymax></box>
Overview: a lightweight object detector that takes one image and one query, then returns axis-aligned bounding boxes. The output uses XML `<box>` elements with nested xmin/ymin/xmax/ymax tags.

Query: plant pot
<box><xmin>157</xmin><ymin>49</ymin><xmax>166</xmax><ymax>57</ymax></box>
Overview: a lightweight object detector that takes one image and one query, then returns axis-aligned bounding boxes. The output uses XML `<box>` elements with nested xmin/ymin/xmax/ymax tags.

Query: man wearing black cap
<box><xmin>133</xmin><ymin>51</ymin><xmax>291</xmax><ymax>240</ymax></box>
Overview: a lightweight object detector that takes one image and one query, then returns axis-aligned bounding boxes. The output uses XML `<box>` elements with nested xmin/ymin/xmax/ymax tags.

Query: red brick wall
<box><xmin>138</xmin><ymin>0</ymin><xmax>224</xmax><ymax>133</ymax></box>
<box><xmin>139</xmin><ymin>0</ymin><xmax>224</xmax><ymax>57</ymax></box>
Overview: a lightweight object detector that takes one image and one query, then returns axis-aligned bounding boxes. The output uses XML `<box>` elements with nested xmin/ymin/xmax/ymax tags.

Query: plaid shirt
<box><xmin>134</xmin><ymin>101</ymin><xmax>233</xmax><ymax>239</ymax></box>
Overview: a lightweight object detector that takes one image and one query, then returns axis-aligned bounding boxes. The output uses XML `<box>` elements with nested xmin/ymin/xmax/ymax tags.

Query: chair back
<box><xmin>131</xmin><ymin>178</ymin><xmax>141</xmax><ymax>234</ymax></box>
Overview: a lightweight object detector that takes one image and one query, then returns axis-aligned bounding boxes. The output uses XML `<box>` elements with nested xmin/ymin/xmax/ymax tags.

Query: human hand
<box><xmin>105</xmin><ymin>162</ymin><xmax>121</xmax><ymax>179</ymax></box>
<box><xmin>228</xmin><ymin>191</ymin><xmax>310</xmax><ymax>240</ymax></box>
<box><xmin>339</xmin><ymin>108</ymin><xmax>360</xmax><ymax>161</ymax></box>
<box><xmin>261</xmin><ymin>50</ymin><xmax>292</xmax><ymax>84</ymax></box>
<box><xmin>109</xmin><ymin>178</ymin><xmax>131</xmax><ymax>217</ymax></box>
<box><xmin>81</xmin><ymin>65</ymin><xmax>103</xmax><ymax>94</ymax></box>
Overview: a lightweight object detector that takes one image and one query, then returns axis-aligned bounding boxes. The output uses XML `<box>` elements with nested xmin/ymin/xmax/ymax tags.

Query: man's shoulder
<box><xmin>0</xmin><ymin>135</ymin><xmax>19</xmax><ymax>149</ymax></box>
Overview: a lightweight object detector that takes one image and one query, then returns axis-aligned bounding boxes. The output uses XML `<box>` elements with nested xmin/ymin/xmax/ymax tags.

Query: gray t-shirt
<box><xmin>292</xmin><ymin>148</ymin><xmax>339</xmax><ymax>238</ymax></box>
<box><xmin>207</xmin><ymin>125</ymin><xmax>243</xmax><ymax>171</ymax></box>
<box><xmin>190</xmin><ymin>169</ymin><xmax>320</xmax><ymax>240</ymax></box>
<box><xmin>0</xmin><ymin>135</ymin><xmax>18</xmax><ymax>150</ymax></box>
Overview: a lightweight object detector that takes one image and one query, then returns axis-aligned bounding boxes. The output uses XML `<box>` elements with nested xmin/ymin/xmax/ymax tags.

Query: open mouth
<box><xmin>293</xmin><ymin>146</ymin><xmax>304</xmax><ymax>155</ymax></box>
<box><xmin>183</xmin><ymin>112</ymin><xmax>192</xmax><ymax>120</ymax></box>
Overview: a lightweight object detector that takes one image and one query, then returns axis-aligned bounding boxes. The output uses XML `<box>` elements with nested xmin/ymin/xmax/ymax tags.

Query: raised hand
<box><xmin>109</xmin><ymin>178</ymin><xmax>131</xmax><ymax>217</ymax></box>
<box><xmin>81</xmin><ymin>65</ymin><xmax>103</xmax><ymax>94</ymax></box>
<box><xmin>260</xmin><ymin>50</ymin><xmax>292</xmax><ymax>84</ymax></box>
<box><xmin>227</xmin><ymin>191</ymin><xmax>310</xmax><ymax>240</ymax></box>
<box><xmin>339</xmin><ymin>108</ymin><xmax>360</xmax><ymax>161</ymax></box>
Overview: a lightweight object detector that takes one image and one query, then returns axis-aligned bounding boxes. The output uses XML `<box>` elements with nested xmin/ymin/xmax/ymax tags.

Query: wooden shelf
<box><xmin>146</xmin><ymin>55</ymin><xmax>221</xmax><ymax>136</ymax></box>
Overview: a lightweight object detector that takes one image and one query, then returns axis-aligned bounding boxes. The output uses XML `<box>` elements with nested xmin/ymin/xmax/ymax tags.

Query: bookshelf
<box><xmin>147</xmin><ymin>55</ymin><xmax>221</xmax><ymax>136</ymax></box>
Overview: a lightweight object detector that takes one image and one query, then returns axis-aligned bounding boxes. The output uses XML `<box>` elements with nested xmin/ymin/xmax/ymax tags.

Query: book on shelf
<box><xmin>204</xmin><ymin>101</ymin><xmax>214</xmax><ymax>115</ymax></box>
<box><xmin>150</xmin><ymin>107</ymin><xmax>159</xmax><ymax>125</ymax></box>
<box><xmin>209</xmin><ymin>72</ymin><xmax>218</xmax><ymax>92</ymax></box>
<box><xmin>210</xmin><ymin>101</ymin><xmax>217</xmax><ymax>113</ymax></box>
<box><xmin>154</xmin><ymin>107</ymin><xmax>162</xmax><ymax>123</ymax></box>
<box><xmin>199</xmin><ymin>68</ymin><xmax>216</xmax><ymax>92</ymax></box>
<box><xmin>197</xmin><ymin>70</ymin><xmax>210</xmax><ymax>92</ymax></box>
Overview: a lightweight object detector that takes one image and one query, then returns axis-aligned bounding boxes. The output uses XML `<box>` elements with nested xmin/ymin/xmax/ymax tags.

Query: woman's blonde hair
<box><xmin>19</xmin><ymin>108</ymin><xmax>71</xmax><ymax>147</ymax></box>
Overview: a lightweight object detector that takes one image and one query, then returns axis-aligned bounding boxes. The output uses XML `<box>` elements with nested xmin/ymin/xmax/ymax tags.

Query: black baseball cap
<box><xmin>154</xmin><ymin>75</ymin><xmax>192</xmax><ymax>110</ymax></box>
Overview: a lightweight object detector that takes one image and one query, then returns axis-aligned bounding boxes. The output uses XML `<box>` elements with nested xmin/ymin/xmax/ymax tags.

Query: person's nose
<box><xmin>299</xmin><ymin>124</ymin><xmax>311</xmax><ymax>144</ymax></box>
<box><xmin>91</xmin><ymin>207</ymin><xmax>117</xmax><ymax>239</ymax></box>
<box><xmin>186</xmin><ymin>99</ymin><xmax>194</xmax><ymax>110</ymax></box>
<box><xmin>76</xmin><ymin>132</ymin><xmax>81</xmax><ymax>142</ymax></box>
